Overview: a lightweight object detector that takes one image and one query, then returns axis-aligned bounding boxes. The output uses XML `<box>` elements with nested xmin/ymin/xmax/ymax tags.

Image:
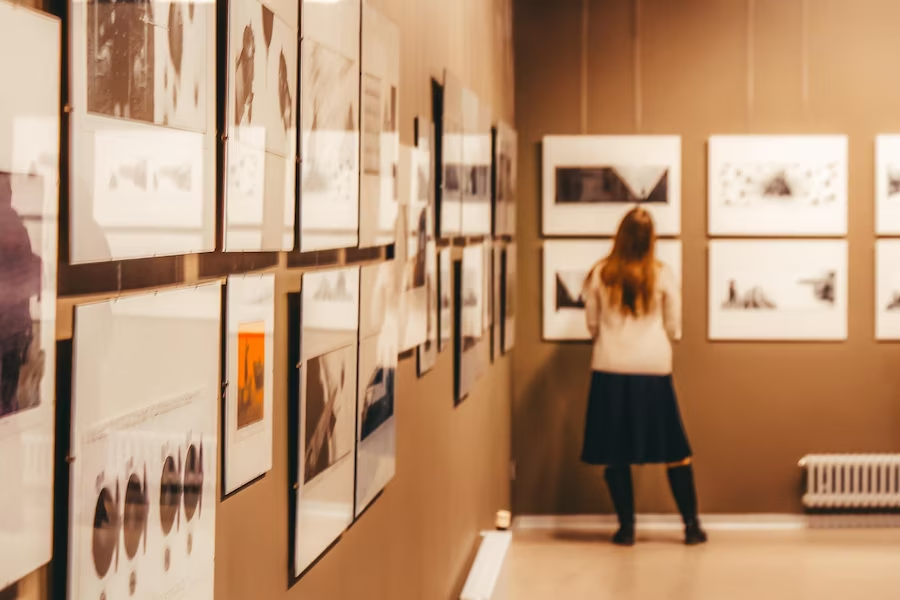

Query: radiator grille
<box><xmin>800</xmin><ymin>454</ymin><xmax>900</xmax><ymax>509</ymax></box>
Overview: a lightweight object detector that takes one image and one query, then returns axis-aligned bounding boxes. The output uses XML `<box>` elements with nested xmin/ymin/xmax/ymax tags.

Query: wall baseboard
<box><xmin>513</xmin><ymin>513</ymin><xmax>900</xmax><ymax>531</ymax></box>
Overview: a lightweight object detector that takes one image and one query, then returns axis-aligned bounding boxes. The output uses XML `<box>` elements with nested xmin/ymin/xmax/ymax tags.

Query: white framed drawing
<box><xmin>461</xmin><ymin>91</ymin><xmax>491</xmax><ymax>236</ymax></box>
<box><xmin>708</xmin><ymin>135</ymin><xmax>848</xmax><ymax>236</ymax></box>
<box><xmin>299</xmin><ymin>0</ymin><xmax>360</xmax><ymax>251</ymax></box>
<box><xmin>69</xmin><ymin>0</ymin><xmax>217</xmax><ymax>263</ymax></box>
<box><xmin>224</xmin><ymin>0</ymin><xmax>298</xmax><ymax>251</ymax></box>
<box><xmin>875</xmin><ymin>135</ymin><xmax>900</xmax><ymax>235</ymax></box>
<box><xmin>876</xmin><ymin>240</ymin><xmax>900</xmax><ymax>340</ymax></box>
<box><xmin>356</xmin><ymin>261</ymin><xmax>398</xmax><ymax>516</ymax></box>
<box><xmin>396</xmin><ymin>145</ymin><xmax>428</xmax><ymax>351</ymax></box>
<box><xmin>359</xmin><ymin>3</ymin><xmax>399</xmax><ymax>248</ymax></box>
<box><xmin>494</xmin><ymin>122</ymin><xmax>517</xmax><ymax>238</ymax></box>
<box><xmin>438</xmin><ymin>248</ymin><xmax>452</xmax><ymax>352</ymax></box>
<box><xmin>440</xmin><ymin>70</ymin><xmax>463</xmax><ymax>239</ymax></box>
<box><xmin>542</xmin><ymin>239</ymin><xmax>682</xmax><ymax>341</ymax></box>
<box><xmin>294</xmin><ymin>266</ymin><xmax>359</xmax><ymax>577</ymax></box>
<box><xmin>542</xmin><ymin>135</ymin><xmax>681</xmax><ymax>237</ymax></box>
<box><xmin>502</xmin><ymin>243</ymin><xmax>516</xmax><ymax>353</ymax></box>
<box><xmin>709</xmin><ymin>240</ymin><xmax>848</xmax><ymax>341</ymax></box>
<box><xmin>223</xmin><ymin>275</ymin><xmax>276</xmax><ymax>495</ymax></box>
<box><xmin>457</xmin><ymin>244</ymin><xmax>484</xmax><ymax>402</ymax></box>
<box><xmin>69</xmin><ymin>284</ymin><xmax>222</xmax><ymax>600</ymax></box>
<box><xmin>0</xmin><ymin>2</ymin><xmax>60</xmax><ymax>589</ymax></box>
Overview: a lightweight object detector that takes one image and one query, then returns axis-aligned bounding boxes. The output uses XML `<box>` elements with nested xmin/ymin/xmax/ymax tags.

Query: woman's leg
<box><xmin>666</xmin><ymin>458</ymin><xmax>707</xmax><ymax>545</ymax></box>
<box><xmin>603</xmin><ymin>466</ymin><xmax>635</xmax><ymax>546</ymax></box>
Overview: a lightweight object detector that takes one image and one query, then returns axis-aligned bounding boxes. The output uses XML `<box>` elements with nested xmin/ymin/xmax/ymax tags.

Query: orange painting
<box><xmin>237</xmin><ymin>322</ymin><xmax>266</xmax><ymax>429</ymax></box>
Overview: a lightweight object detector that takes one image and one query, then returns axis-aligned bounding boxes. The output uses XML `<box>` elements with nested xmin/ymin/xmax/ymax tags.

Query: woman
<box><xmin>580</xmin><ymin>207</ymin><xmax>706</xmax><ymax>546</ymax></box>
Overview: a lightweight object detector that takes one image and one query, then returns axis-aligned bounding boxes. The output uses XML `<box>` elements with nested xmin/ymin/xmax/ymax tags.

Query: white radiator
<box><xmin>800</xmin><ymin>454</ymin><xmax>900</xmax><ymax>509</ymax></box>
<box><xmin>460</xmin><ymin>531</ymin><xmax>512</xmax><ymax>600</ymax></box>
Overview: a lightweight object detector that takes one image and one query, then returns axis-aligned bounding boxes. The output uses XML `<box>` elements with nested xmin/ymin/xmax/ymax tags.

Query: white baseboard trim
<box><xmin>513</xmin><ymin>513</ymin><xmax>900</xmax><ymax>531</ymax></box>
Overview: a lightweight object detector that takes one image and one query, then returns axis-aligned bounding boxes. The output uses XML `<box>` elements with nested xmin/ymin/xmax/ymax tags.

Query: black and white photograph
<box><xmin>417</xmin><ymin>241</ymin><xmax>438</xmax><ymax>376</ymax></box>
<box><xmin>439</xmin><ymin>248</ymin><xmax>452</xmax><ymax>352</ymax></box>
<box><xmin>299</xmin><ymin>37</ymin><xmax>360</xmax><ymax>251</ymax></box>
<box><xmin>457</xmin><ymin>244</ymin><xmax>484</xmax><ymax>402</ymax></box>
<box><xmin>396</xmin><ymin>146</ymin><xmax>428</xmax><ymax>352</ymax></box>
<box><xmin>302</xmin><ymin>266</ymin><xmax>360</xmax><ymax>360</ymax></box>
<box><xmin>876</xmin><ymin>240</ymin><xmax>900</xmax><ymax>339</ymax></box>
<box><xmin>69</xmin><ymin>0</ymin><xmax>216</xmax><ymax>263</ymax></box>
<box><xmin>224</xmin><ymin>275</ymin><xmax>275</xmax><ymax>495</ymax></box>
<box><xmin>440</xmin><ymin>69</ymin><xmax>464</xmax><ymax>239</ymax></box>
<box><xmin>493</xmin><ymin>122</ymin><xmax>517</xmax><ymax>237</ymax></box>
<box><xmin>875</xmin><ymin>135</ymin><xmax>900</xmax><ymax>234</ymax></box>
<box><xmin>491</xmin><ymin>246</ymin><xmax>503</xmax><ymax>361</ymax></box>
<box><xmin>224</xmin><ymin>0</ymin><xmax>298</xmax><ymax>251</ymax></box>
<box><xmin>708</xmin><ymin>135</ymin><xmax>848</xmax><ymax>236</ymax></box>
<box><xmin>709</xmin><ymin>240</ymin><xmax>848</xmax><ymax>341</ymax></box>
<box><xmin>542</xmin><ymin>239</ymin><xmax>682</xmax><ymax>341</ymax></box>
<box><xmin>359</xmin><ymin>3</ymin><xmax>400</xmax><ymax>248</ymax></box>
<box><xmin>0</xmin><ymin>3</ymin><xmax>60</xmax><ymax>587</ymax></box>
<box><xmin>69</xmin><ymin>284</ymin><xmax>222</xmax><ymax>600</ymax></box>
<box><xmin>461</xmin><ymin>92</ymin><xmax>492</xmax><ymax>236</ymax></box>
<box><xmin>502</xmin><ymin>243</ymin><xmax>516</xmax><ymax>354</ymax></box>
<box><xmin>542</xmin><ymin>135</ymin><xmax>681</xmax><ymax>236</ymax></box>
<box><xmin>304</xmin><ymin>346</ymin><xmax>356</xmax><ymax>485</ymax></box>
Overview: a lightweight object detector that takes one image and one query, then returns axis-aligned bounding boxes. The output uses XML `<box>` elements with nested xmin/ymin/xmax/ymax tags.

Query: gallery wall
<box><xmin>513</xmin><ymin>0</ymin><xmax>900</xmax><ymax>516</ymax></box>
<box><xmin>4</xmin><ymin>0</ymin><xmax>515</xmax><ymax>599</ymax></box>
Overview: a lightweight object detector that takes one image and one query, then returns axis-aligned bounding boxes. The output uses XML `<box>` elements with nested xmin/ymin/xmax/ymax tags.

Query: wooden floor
<box><xmin>504</xmin><ymin>528</ymin><xmax>900</xmax><ymax>599</ymax></box>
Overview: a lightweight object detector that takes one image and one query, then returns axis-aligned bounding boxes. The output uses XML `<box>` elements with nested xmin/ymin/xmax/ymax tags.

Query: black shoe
<box><xmin>684</xmin><ymin>523</ymin><xmax>708</xmax><ymax>546</ymax></box>
<box><xmin>612</xmin><ymin>526</ymin><xmax>635</xmax><ymax>546</ymax></box>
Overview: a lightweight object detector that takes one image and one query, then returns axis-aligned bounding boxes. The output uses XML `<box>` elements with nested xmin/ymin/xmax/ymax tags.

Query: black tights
<box><xmin>604</xmin><ymin>464</ymin><xmax>700</xmax><ymax>529</ymax></box>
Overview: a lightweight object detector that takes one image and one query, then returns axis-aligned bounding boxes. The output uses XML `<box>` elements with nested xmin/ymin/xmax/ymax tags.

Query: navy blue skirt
<box><xmin>581</xmin><ymin>371</ymin><xmax>692</xmax><ymax>467</ymax></box>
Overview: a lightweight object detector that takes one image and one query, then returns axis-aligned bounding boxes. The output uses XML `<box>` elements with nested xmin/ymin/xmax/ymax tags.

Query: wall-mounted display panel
<box><xmin>0</xmin><ymin>2</ymin><xmax>60</xmax><ymax>588</ymax></box>
<box><xmin>542</xmin><ymin>135</ymin><xmax>681</xmax><ymax>237</ymax></box>
<box><xmin>438</xmin><ymin>248</ymin><xmax>452</xmax><ymax>353</ymax></box>
<box><xmin>439</xmin><ymin>70</ymin><xmax>463</xmax><ymax>239</ymax></box>
<box><xmin>708</xmin><ymin>135</ymin><xmax>848</xmax><ymax>237</ymax></box>
<box><xmin>223</xmin><ymin>275</ymin><xmax>275</xmax><ymax>495</ymax></box>
<box><xmin>493</xmin><ymin>122</ymin><xmax>517</xmax><ymax>238</ymax></box>
<box><xmin>69</xmin><ymin>0</ymin><xmax>217</xmax><ymax>263</ymax></box>
<box><xmin>223</xmin><ymin>0</ymin><xmax>298</xmax><ymax>251</ymax></box>
<box><xmin>299</xmin><ymin>0</ymin><xmax>360</xmax><ymax>251</ymax></box>
<box><xmin>876</xmin><ymin>240</ymin><xmax>900</xmax><ymax>340</ymax></box>
<box><xmin>502</xmin><ymin>243</ymin><xmax>516</xmax><ymax>354</ymax></box>
<box><xmin>708</xmin><ymin>240</ymin><xmax>848</xmax><ymax>341</ymax></box>
<box><xmin>356</xmin><ymin>262</ymin><xmax>398</xmax><ymax>516</ymax></box>
<box><xmin>359</xmin><ymin>3</ymin><xmax>399</xmax><ymax>248</ymax></box>
<box><xmin>875</xmin><ymin>135</ymin><xmax>900</xmax><ymax>235</ymax></box>
<box><xmin>294</xmin><ymin>267</ymin><xmax>359</xmax><ymax>577</ymax></box>
<box><xmin>69</xmin><ymin>284</ymin><xmax>222</xmax><ymax>600</ymax></box>
<box><xmin>542</xmin><ymin>239</ymin><xmax>682</xmax><ymax>342</ymax></box>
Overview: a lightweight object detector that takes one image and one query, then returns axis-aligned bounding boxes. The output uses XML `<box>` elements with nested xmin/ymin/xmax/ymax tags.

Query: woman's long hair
<box><xmin>589</xmin><ymin>207</ymin><xmax>657</xmax><ymax>316</ymax></box>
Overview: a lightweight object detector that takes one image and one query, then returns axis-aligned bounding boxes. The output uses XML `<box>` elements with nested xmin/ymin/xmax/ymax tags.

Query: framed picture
<box><xmin>456</xmin><ymin>245</ymin><xmax>484</xmax><ymax>403</ymax></box>
<box><xmin>223</xmin><ymin>0</ymin><xmax>298</xmax><ymax>251</ymax></box>
<box><xmin>0</xmin><ymin>2</ymin><xmax>60</xmax><ymax>588</ymax></box>
<box><xmin>491</xmin><ymin>244</ymin><xmax>503</xmax><ymax>361</ymax></box>
<box><xmin>876</xmin><ymin>240</ymin><xmax>900</xmax><ymax>340</ymax></box>
<box><xmin>359</xmin><ymin>3</ymin><xmax>399</xmax><ymax>248</ymax></box>
<box><xmin>293</xmin><ymin>266</ymin><xmax>359</xmax><ymax>578</ymax></box>
<box><xmin>397</xmin><ymin>145</ymin><xmax>428</xmax><ymax>352</ymax></box>
<box><xmin>417</xmin><ymin>241</ymin><xmax>438</xmax><ymax>376</ymax></box>
<box><xmin>438</xmin><ymin>248</ymin><xmax>452</xmax><ymax>353</ymax></box>
<box><xmin>708</xmin><ymin>135</ymin><xmax>848</xmax><ymax>236</ymax></box>
<box><xmin>69</xmin><ymin>284</ymin><xmax>222</xmax><ymax>600</ymax></box>
<box><xmin>68</xmin><ymin>0</ymin><xmax>217</xmax><ymax>262</ymax></box>
<box><xmin>542</xmin><ymin>135</ymin><xmax>681</xmax><ymax>237</ymax></box>
<box><xmin>461</xmin><ymin>91</ymin><xmax>491</xmax><ymax>236</ymax></box>
<box><xmin>876</xmin><ymin>135</ymin><xmax>900</xmax><ymax>235</ymax></box>
<box><xmin>356</xmin><ymin>261</ymin><xmax>398</xmax><ymax>516</ymax></box>
<box><xmin>542</xmin><ymin>239</ymin><xmax>682</xmax><ymax>341</ymax></box>
<box><xmin>708</xmin><ymin>240</ymin><xmax>848</xmax><ymax>341</ymax></box>
<box><xmin>299</xmin><ymin>0</ymin><xmax>360</xmax><ymax>251</ymax></box>
<box><xmin>502</xmin><ymin>243</ymin><xmax>516</xmax><ymax>354</ymax></box>
<box><xmin>439</xmin><ymin>70</ymin><xmax>463</xmax><ymax>239</ymax></box>
<box><xmin>493</xmin><ymin>122</ymin><xmax>517</xmax><ymax>238</ymax></box>
<box><xmin>223</xmin><ymin>275</ymin><xmax>276</xmax><ymax>495</ymax></box>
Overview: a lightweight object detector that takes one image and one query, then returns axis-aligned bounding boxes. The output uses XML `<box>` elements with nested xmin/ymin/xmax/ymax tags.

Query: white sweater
<box><xmin>582</xmin><ymin>261</ymin><xmax>681</xmax><ymax>376</ymax></box>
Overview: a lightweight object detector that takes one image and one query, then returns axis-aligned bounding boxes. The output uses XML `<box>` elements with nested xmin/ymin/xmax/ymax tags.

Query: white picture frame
<box><xmin>708</xmin><ymin>135</ymin><xmax>848</xmax><ymax>237</ymax></box>
<box><xmin>358</xmin><ymin>2</ymin><xmax>399</xmax><ymax>248</ymax></box>
<box><xmin>397</xmin><ymin>144</ymin><xmax>428</xmax><ymax>352</ymax></box>
<box><xmin>875</xmin><ymin>135</ymin><xmax>900</xmax><ymax>235</ymax></box>
<box><xmin>0</xmin><ymin>2</ymin><xmax>60</xmax><ymax>588</ymax></box>
<box><xmin>708</xmin><ymin>240</ymin><xmax>848</xmax><ymax>341</ymax></box>
<box><xmin>461</xmin><ymin>91</ymin><xmax>492</xmax><ymax>236</ymax></box>
<box><xmin>438</xmin><ymin>248</ymin><xmax>452</xmax><ymax>352</ymax></box>
<box><xmin>68</xmin><ymin>0</ymin><xmax>217</xmax><ymax>263</ymax></box>
<box><xmin>223</xmin><ymin>275</ymin><xmax>276</xmax><ymax>495</ymax></box>
<box><xmin>439</xmin><ymin>70</ymin><xmax>463</xmax><ymax>239</ymax></box>
<box><xmin>493</xmin><ymin>122</ymin><xmax>517</xmax><ymax>238</ymax></box>
<box><xmin>502</xmin><ymin>243</ymin><xmax>516</xmax><ymax>353</ymax></box>
<box><xmin>542</xmin><ymin>135</ymin><xmax>681</xmax><ymax>237</ymax></box>
<box><xmin>69</xmin><ymin>284</ymin><xmax>222</xmax><ymax>600</ymax></box>
<box><xmin>876</xmin><ymin>240</ymin><xmax>900</xmax><ymax>340</ymax></box>
<box><xmin>223</xmin><ymin>0</ymin><xmax>298</xmax><ymax>251</ymax></box>
<box><xmin>542</xmin><ymin>239</ymin><xmax>682</xmax><ymax>341</ymax></box>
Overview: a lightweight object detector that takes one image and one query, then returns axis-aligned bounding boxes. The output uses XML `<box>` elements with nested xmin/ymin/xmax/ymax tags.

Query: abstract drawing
<box><xmin>875</xmin><ymin>135</ymin><xmax>900</xmax><ymax>235</ymax></box>
<box><xmin>493</xmin><ymin>122</ymin><xmax>517</xmax><ymax>237</ymax></box>
<box><xmin>237</xmin><ymin>323</ymin><xmax>266</xmax><ymax>429</ymax></box>
<box><xmin>876</xmin><ymin>240</ymin><xmax>900</xmax><ymax>339</ymax></box>
<box><xmin>542</xmin><ymin>135</ymin><xmax>681</xmax><ymax>236</ymax></box>
<box><xmin>304</xmin><ymin>347</ymin><xmax>356</xmax><ymax>485</ymax></box>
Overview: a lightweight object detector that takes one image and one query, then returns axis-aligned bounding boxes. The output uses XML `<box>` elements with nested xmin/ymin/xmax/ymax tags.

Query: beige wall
<box><xmin>512</xmin><ymin>0</ymin><xmax>900</xmax><ymax>516</ymax></box>
<box><xmin>4</xmin><ymin>0</ymin><xmax>516</xmax><ymax>598</ymax></box>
